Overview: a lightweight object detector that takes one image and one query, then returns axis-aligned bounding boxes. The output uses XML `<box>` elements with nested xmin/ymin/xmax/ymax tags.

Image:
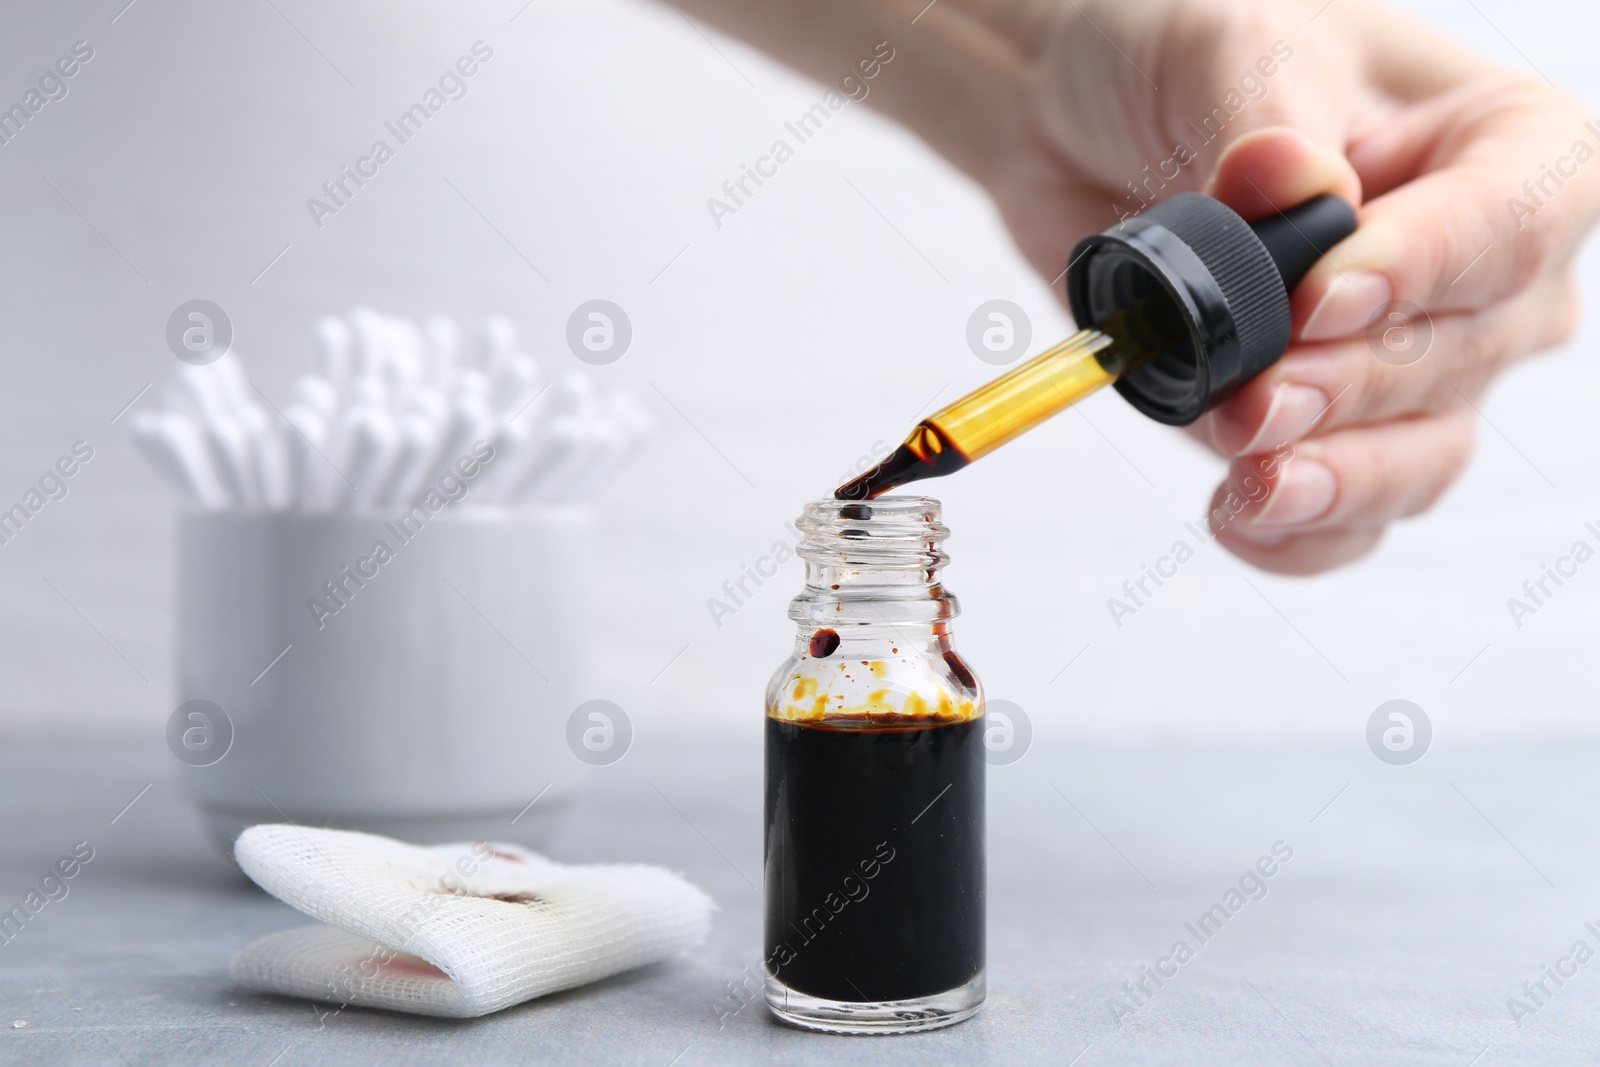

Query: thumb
<box><xmin>1203</xmin><ymin>126</ymin><xmax>1364</xmax><ymax>335</ymax></box>
<box><xmin>1203</xmin><ymin>126</ymin><xmax>1362</xmax><ymax>222</ymax></box>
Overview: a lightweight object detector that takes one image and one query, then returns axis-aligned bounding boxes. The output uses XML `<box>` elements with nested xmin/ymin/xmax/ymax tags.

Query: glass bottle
<box><xmin>762</xmin><ymin>496</ymin><xmax>985</xmax><ymax>1034</ymax></box>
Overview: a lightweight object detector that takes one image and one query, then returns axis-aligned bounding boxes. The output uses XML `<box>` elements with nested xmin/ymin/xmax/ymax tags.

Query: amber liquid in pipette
<box><xmin>835</xmin><ymin>299</ymin><xmax>1184</xmax><ymax>500</ymax></box>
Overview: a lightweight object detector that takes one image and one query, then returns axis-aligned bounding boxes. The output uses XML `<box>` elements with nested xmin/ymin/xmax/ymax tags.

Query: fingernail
<box><xmin>1222</xmin><ymin>383</ymin><xmax>1331</xmax><ymax>456</ymax></box>
<box><xmin>1301</xmin><ymin>272</ymin><xmax>1391</xmax><ymax>342</ymax></box>
<box><xmin>1248</xmin><ymin>458</ymin><xmax>1337</xmax><ymax>528</ymax></box>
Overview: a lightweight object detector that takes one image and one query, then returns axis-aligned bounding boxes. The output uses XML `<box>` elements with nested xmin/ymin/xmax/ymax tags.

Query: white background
<box><xmin>0</xmin><ymin>0</ymin><xmax>1595</xmax><ymax>743</ymax></box>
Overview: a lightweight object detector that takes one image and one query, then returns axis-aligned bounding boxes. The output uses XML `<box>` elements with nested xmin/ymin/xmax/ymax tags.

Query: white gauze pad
<box><xmin>230</xmin><ymin>825</ymin><xmax>714</xmax><ymax>1018</ymax></box>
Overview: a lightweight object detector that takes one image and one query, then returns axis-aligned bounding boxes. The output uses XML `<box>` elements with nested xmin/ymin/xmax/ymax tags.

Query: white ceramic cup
<box><xmin>172</xmin><ymin>507</ymin><xmax>593</xmax><ymax>852</ymax></box>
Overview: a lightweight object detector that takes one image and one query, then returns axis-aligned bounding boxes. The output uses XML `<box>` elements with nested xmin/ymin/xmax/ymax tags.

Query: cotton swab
<box><xmin>131</xmin><ymin>410</ymin><xmax>230</xmax><ymax>508</ymax></box>
<box><xmin>423</xmin><ymin>315</ymin><xmax>462</xmax><ymax>390</ymax></box>
<box><xmin>473</xmin><ymin>417</ymin><xmax>537</xmax><ymax>504</ymax></box>
<box><xmin>348</xmin><ymin>307</ymin><xmax>393</xmax><ymax>384</ymax></box>
<box><xmin>431</xmin><ymin>390</ymin><xmax>495</xmax><ymax>490</ymax></box>
<box><xmin>387</xmin><ymin>317</ymin><xmax>427</xmax><ymax>400</ymax></box>
<box><xmin>284</xmin><ymin>404</ymin><xmax>333</xmax><ymax>512</ymax></box>
<box><xmin>490</xmin><ymin>354</ymin><xmax>540</xmax><ymax>419</ymax></box>
<box><xmin>133</xmin><ymin>311</ymin><xmax>651</xmax><ymax>512</ymax></box>
<box><xmin>171</xmin><ymin>363</ymin><xmax>232</xmax><ymax>424</ymax></box>
<box><xmin>212</xmin><ymin>352</ymin><xmax>255</xmax><ymax>414</ymax></box>
<box><xmin>131</xmin><ymin>412</ymin><xmax>198</xmax><ymax>504</ymax></box>
<box><xmin>399</xmin><ymin>388</ymin><xmax>448</xmax><ymax>433</ymax></box>
<box><xmin>380</xmin><ymin>414</ymin><xmax>442</xmax><ymax>507</ymax></box>
<box><xmin>321</xmin><ymin>397</ymin><xmax>385</xmax><ymax>511</ymax></box>
<box><xmin>480</xmin><ymin>314</ymin><xmax>518</xmax><ymax>375</ymax></box>
<box><xmin>311</xmin><ymin>316</ymin><xmax>354</xmax><ymax>386</ymax></box>
<box><xmin>239</xmin><ymin>404</ymin><xmax>291</xmax><ymax>510</ymax></box>
<box><xmin>343</xmin><ymin>375</ymin><xmax>390</xmax><ymax>415</ymax></box>
<box><xmin>454</xmin><ymin>368</ymin><xmax>490</xmax><ymax>403</ymax></box>
<box><xmin>203</xmin><ymin>410</ymin><xmax>264</xmax><ymax>510</ymax></box>
<box><xmin>292</xmin><ymin>375</ymin><xmax>339</xmax><ymax>420</ymax></box>
<box><xmin>342</xmin><ymin>407</ymin><xmax>402</xmax><ymax>512</ymax></box>
<box><xmin>169</xmin><ymin>364</ymin><xmax>254</xmax><ymax>494</ymax></box>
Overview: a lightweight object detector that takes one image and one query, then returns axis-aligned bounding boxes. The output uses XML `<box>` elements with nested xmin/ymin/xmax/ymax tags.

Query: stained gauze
<box><xmin>230</xmin><ymin>825</ymin><xmax>714</xmax><ymax>1018</ymax></box>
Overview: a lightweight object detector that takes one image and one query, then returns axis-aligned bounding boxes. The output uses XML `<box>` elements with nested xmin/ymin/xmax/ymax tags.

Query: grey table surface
<box><xmin>2</xmin><ymin>731</ymin><xmax>1597</xmax><ymax>1067</ymax></box>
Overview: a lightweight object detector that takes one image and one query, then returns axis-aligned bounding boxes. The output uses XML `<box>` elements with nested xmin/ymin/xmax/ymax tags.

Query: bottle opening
<box><xmin>796</xmin><ymin>496</ymin><xmax>950</xmax><ymax>575</ymax></box>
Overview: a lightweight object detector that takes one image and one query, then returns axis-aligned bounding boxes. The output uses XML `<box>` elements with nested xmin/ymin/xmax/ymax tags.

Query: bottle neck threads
<box><xmin>788</xmin><ymin>497</ymin><xmax>957</xmax><ymax>628</ymax></box>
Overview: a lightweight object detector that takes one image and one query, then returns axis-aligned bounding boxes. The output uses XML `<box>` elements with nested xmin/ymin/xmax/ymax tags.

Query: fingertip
<box><xmin>1291</xmin><ymin>215</ymin><xmax>1404</xmax><ymax>338</ymax></box>
<box><xmin>1208</xmin><ymin>385</ymin><xmax>1278</xmax><ymax>456</ymax></box>
<box><xmin>1203</xmin><ymin>126</ymin><xmax>1362</xmax><ymax>221</ymax></box>
<box><xmin>1213</xmin><ymin>523</ymin><xmax>1385</xmax><ymax>576</ymax></box>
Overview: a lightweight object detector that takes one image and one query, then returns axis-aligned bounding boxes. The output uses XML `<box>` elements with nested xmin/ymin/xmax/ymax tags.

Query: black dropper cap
<box><xmin>1065</xmin><ymin>193</ymin><xmax>1357</xmax><ymax>425</ymax></box>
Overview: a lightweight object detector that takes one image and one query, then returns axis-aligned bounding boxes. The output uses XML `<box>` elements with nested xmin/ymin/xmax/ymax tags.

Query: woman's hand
<box><xmin>982</xmin><ymin>0</ymin><xmax>1598</xmax><ymax>573</ymax></box>
<box><xmin>669</xmin><ymin>0</ymin><xmax>1598</xmax><ymax>573</ymax></box>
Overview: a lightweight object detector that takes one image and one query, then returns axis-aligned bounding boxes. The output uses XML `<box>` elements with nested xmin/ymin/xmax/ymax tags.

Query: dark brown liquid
<box><xmin>835</xmin><ymin>423</ymin><xmax>969</xmax><ymax>501</ymax></box>
<box><xmin>808</xmin><ymin>629</ymin><xmax>840</xmax><ymax>658</ymax></box>
<box><xmin>763</xmin><ymin>715</ymin><xmax>984</xmax><ymax>1002</ymax></box>
<box><xmin>942</xmin><ymin>650</ymin><xmax>976</xmax><ymax>690</ymax></box>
